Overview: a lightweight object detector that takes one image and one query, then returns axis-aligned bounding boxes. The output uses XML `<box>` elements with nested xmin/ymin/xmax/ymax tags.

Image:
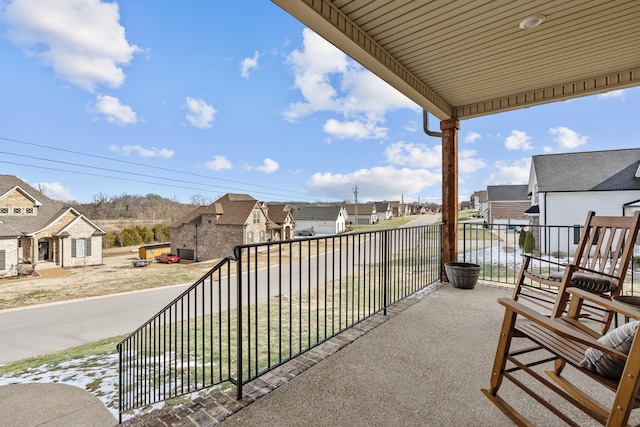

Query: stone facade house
<box><xmin>264</xmin><ymin>204</ymin><xmax>294</xmax><ymax>241</ymax></box>
<box><xmin>0</xmin><ymin>175</ymin><xmax>105</xmax><ymax>278</ymax></box>
<box><xmin>169</xmin><ymin>193</ymin><xmax>271</xmax><ymax>262</ymax></box>
<box><xmin>486</xmin><ymin>185</ymin><xmax>530</xmax><ymax>226</ymax></box>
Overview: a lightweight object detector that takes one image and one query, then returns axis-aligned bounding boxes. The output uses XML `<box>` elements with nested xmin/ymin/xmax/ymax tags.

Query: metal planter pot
<box><xmin>445</xmin><ymin>262</ymin><xmax>480</xmax><ymax>289</ymax></box>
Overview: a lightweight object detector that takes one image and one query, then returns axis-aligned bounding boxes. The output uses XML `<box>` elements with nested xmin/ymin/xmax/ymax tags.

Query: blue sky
<box><xmin>1</xmin><ymin>1</ymin><xmax>638</xmax><ymax>205</ymax></box>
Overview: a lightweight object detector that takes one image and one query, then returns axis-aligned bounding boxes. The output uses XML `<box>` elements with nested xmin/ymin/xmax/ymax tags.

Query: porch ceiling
<box><xmin>272</xmin><ymin>0</ymin><xmax>640</xmax><ymax>120</ymax></box>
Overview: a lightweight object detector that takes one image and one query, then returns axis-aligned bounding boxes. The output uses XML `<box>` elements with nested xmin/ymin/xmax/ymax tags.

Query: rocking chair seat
<box><xmin>544</xmin><ymin>270</ymin><xmax>617</xmax><ymax>294</ymax></box>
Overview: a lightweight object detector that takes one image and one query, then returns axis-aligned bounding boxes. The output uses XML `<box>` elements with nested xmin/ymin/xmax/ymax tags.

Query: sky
<box><xmin>1</xmin><ymin>0</ymin><xmax>638</xmax><ymax>206</ymax></box>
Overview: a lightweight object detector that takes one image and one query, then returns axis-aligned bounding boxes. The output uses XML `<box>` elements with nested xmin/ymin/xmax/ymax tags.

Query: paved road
<box><xmin>0</xmin><ymin>284</ymin><xmax>190</xmax><ymax>365</ymax></box>
<box><xmin>0</xmin><ymin>215</ymin><xmax>442</xmax><ymax>365</ymax></box>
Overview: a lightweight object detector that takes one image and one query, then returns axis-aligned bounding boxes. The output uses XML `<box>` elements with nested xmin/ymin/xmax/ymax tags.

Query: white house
<box><xmin>292</xmin><ymin>205</ymin><xmax>347</xmax><ymax>234</ymax></box>
<box><xmin>374</xmin><ymin>202</ymin><xmax>393</xmax><ymax>222</ymax></box>
<box><xmin>527</xmin><ymin>148</ymin><xmax>640</xmax><ymax>254</ymax></box>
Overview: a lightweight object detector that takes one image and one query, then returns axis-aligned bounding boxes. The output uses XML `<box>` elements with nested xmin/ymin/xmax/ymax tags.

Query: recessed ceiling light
<box><xmin>519</xmin><ymin>14</ymin><xmax>546</xmax><ymax>30</ymax></box>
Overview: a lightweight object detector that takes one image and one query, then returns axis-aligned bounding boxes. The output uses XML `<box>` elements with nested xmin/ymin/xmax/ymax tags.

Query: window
<box><xmin>260</xmin><ymin>230</ymin><xmax>265</xmax><ymax>242</ymax></box>
<box><xmin>0</xmin><ymin>250</ymin><xmax>5</xmax><ymax>270</ymax></box>
<box><xmin>253</xmin><ymin>211</ymin><xmax>261</xmax><ymax>224</ymax></box>
<box><xmin>247</xmin><ymin>231</ymin><xmax>254</xmax><ymax>243</ymax></box>
<box><xmin>0</xmin><ymin>207</ymin><xmax>7</xmax><ymax>214</ymax></box>
<box><xmin>71</xmin><ymin>238</ymin><xmax>92</xmax><ymax>257</ymax></box>
<box><xmin>26</xmin><ymin>207</ymin><xmax>34</xmax><ymax>214</ymax></box>
<box><xmin>13</xmin><ymin>207</ymin><xmax>21</xmax><ymax>214</ymax></box>
<box><xmin>573</xmin><ymin>225</ymin><xmax>581</xmax><ymax>245</ymax></box>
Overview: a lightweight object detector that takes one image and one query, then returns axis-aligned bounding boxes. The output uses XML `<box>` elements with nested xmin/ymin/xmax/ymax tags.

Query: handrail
<box><xmin>118</xmin><ymin>224</ymin><xmax>443</xmax><ymax>421</ymax></box>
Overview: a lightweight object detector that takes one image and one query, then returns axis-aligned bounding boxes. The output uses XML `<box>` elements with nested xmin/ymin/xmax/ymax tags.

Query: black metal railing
<box><xmin>118</xmin><ymin>224</ymin><xmax>442</xmax><ymax>420</ymax></box>
<box><xmin>459</xmin><ymin>222</ymin><xmax>639</xmax><ymax>292</ymax></box>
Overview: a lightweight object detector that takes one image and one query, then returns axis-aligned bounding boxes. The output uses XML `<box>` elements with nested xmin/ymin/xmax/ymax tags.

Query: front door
<box><xmin>38</xmin><ymin>240</ymin><xmax>49</xmax><ymax>261</ymax></box>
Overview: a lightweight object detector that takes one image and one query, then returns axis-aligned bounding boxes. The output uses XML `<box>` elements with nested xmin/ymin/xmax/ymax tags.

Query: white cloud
<box><xmin>307</xmin><ymin>166</ymin><xmax>440</xmax><ymax>201</ymax></box>
<box><xmin>245</xmin><ymin>158</ymin><xmax>279</xmax><ymax>173</ymax></box>
<box><xmin>284</xmin><ymin>28</ymin><xmax>417</xmax><ymax>139</ymax></box>
<box><xmin>33</xmin><ymin>181</ymin><xmax>76</xmax><ymax>201</ymax></box>
<box><xmin>109</xmin><ymin>145</ymin><xmax>174</xmax><ymax>158</ymax></box>
<box><xmin>185</xmin><ymin>97</ymin><xmax>216</xmax><ymax>129</ymax></box>
<box><xmin>549</xmin><ymin>126</ymin><xmax>588</xmax><ymax>149</ymax></box>
<box><xmin>598</xmin><ymin>89</ymin><xmax>625</xmax><ymax>99</ymax></box>
<box><xmin>240</xmin><ymin>51</ymin><xmax>259</xmax><ymax>78</ymax></box>
<box><xmin>91</xmin><ymin>95</ymin><xmax>137</xmax><ymax>125</ymax></box>
<box><xmin>324</xmin><ymin>119</ymin><xmax>387</xmax><ymax>140</ymax></box>
<box><xmin>459</xmin><ymin>150</ymin><xmax>486</xmax><ymax>174</ymax></box>
<box><xmin>464</xmin><ymin>132</ymin><xmax>482</xmax><ymax>144</ymax></box>
<box><xmin>385</xmin><ymin>142</ymin><xmax>441</xmax><ymax>169</ymax></box>
<box><xmin>504</xmin><ymin>130</ymin><xmax>533</xmax><ymax>150</ymax></box>
<box><xmin>484</xmin><ymin>158</ymin><xmax>531</xmax><ymax>186</ymax></box>
<box><xmin>205</xmin><ymin>155</ymin><xmax>232</xmax><ymax>171</ymax></box>
<box><xmin>5</xmin><ymin>0</ymin><xmax>140</xmax><ymax>91</ymax></box>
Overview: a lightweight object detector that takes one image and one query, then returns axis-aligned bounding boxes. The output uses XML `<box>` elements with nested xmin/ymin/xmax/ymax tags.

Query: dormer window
<box><xmin>13</xmin><ymin>207</ymin><xmax>21</xmax><ymax>214</ymax></box>
<box><xmin>253</xmin><ymin>211</ymin><xmax>260</xmax><ymax>224</ymax></box>
<box><xmin>0</xmin><ymin>207</ymin><xmax>7</xmax><ymax>214</ymax></box>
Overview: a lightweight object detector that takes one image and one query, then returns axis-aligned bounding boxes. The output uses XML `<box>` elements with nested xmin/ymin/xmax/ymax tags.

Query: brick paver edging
<box><xmin>120</xmin><ymin>282</ymin><xmax>446</xmax><ymax>427</ymax></box>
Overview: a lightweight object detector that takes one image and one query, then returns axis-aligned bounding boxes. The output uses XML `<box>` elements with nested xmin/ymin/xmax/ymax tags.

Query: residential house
<box><xmin>472</xmin><ymin>190</ymin><xmax>489</xmax><ymax>218</ymax></box>
<box><xmin>486</xmin><ymin>185</ymin><xmax>530</xmax><ymax>226</ymax></box>
<box><xmin>264</xmin><ymin>204</ymin><xmax>294</xmax><ymax>241</ymax></box>
<box><xmin>527</xmin><ymin>148</ymin><xmax>640</xmax><ymax>254</ymax></box>
<box><xmin>343</xmin><ymin>202</ymin><xmax>377</xmax><ymax>225</ymax></box>
<box><xmin>0</xmin><ymin>175</ymin><xmax>105</xmax><ymax>278</ymax></box>
<box><xmin>374</xmin><ymin>202</ymin><xmax>393</xmax><ymax>222</ymax></box>
<box><xmin>292</xmin><ymin>205</ymin><xmax>347</xmax><ymax>234</ymax></box>
<box><xmin>385</xmin><ymin>201</ymin><xmax>410</xmax><ymax>217</ymax></box>
<box><xmin>169</xmin><ymin>193</ymin><xmax>270</xmax><ymax>262</ymax></box>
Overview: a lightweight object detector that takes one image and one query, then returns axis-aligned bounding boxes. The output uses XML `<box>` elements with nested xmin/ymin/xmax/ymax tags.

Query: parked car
<box><xmin>155</xmin><ymin>253</ymin><xmax>180</xmax><ymax>264</ymax></box>
<box><xmin>296</xmin><ymin>228</ymin><xmax>315</xmax><ymax>236</ymax></box>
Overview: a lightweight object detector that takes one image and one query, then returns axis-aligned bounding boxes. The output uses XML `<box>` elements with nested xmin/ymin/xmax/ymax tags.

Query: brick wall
<box><xmin>489</xmin><ymin>201</ymin><xmax>530</xmax><ymax>223</ymax></box>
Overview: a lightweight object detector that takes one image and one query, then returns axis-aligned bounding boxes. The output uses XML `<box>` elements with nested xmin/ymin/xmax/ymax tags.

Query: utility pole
<box><xmin>353</xmin><ymin>185</ymin><xmax>359</xmax><ymax>232</ymax></box>
<box><xmin>401</xmin><ymin>193</ymin><xmax>404</xmax><ymax>218</ymax></box>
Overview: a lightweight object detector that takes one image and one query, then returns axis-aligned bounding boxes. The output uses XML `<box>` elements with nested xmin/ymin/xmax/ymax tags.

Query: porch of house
<box><xmin>121</xmin><ymin>281</ymin><xmax>636</xmax><ymax>427</ymax></box>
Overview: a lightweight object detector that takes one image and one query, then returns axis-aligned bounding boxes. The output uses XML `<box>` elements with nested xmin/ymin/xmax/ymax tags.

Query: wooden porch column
<box><xmin>441</xmin><ymin>118</ymin><xmax>460</xmax><ymax>281</ymax></box>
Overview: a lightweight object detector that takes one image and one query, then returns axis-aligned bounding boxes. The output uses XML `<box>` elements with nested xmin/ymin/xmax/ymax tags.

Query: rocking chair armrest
<box><xmin>567</xmin><ymin>288</ymin><xmax>640</xmax><ymax>321</ymax></box>
<box><xmin>497</xmin><ymin>297</ymin><xmax>628</xmax><ymax>360</ymax></box>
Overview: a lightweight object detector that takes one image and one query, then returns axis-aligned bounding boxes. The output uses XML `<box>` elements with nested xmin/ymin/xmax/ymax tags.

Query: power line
<box><xmin>0</xmin><ymin>136</ymin><xmax>323</xmax><ymax>201</ymax></box>
<box><xmin>0</xmin><ymin>160</ymin><xmax>302</xmax><ymax>200</ymax></box>
<box><xmin>0</xmin><ymin>136</ymin><xmax>311</xmax><ymax>197</ymax></box>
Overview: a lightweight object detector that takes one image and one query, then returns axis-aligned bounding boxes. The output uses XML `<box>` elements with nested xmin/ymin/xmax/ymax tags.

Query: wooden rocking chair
<box><xmin>483</xmin><ymin>287</ymin><xmax>640</xmax><ymax>426</ymax></box>
<box><xmin>513</xmin><ymin>211</ymin><xmax>640</xmax><ymax>335</ymax></box>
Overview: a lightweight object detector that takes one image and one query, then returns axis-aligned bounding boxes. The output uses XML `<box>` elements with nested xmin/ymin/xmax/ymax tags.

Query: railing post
<box><xmin>382</xmin><ymin>229</ymin><xmax>388</xmax><ymax>316</ymax></box>
<box><xmin>463</xmin><ymin>224</ymin><xmax>467</xmax><ymax>263</ymax></box>
<box><xmin>236</xmin><ymin>247</ymin><xmax>243</xmax><ymax>400</ymax></box>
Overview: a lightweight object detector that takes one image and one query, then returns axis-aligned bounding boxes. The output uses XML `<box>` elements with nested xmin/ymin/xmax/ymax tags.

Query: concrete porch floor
<box><xmin>123</xmin><ymin>281</ymin><xmax>640</xmax><ymax>427</ymax></box>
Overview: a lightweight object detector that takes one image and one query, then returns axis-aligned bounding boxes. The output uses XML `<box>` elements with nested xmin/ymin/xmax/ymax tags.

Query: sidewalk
<box><xmin>0</xmin><ymin>383</ymin><xmax>116</xmax><ymax>427</ymax></box>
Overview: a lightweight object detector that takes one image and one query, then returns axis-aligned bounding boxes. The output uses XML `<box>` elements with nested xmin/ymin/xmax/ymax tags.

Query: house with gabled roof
<box><xmin>263</xmin><ymin>204</ymin><xmax>294</xmax><ymax>241</ymax></box>
<box><xmin>169</xmin><ymin>193</ymin><xmax>271</xmax><ymax>261</ymax></box>
<box><xmin>342</xmin><ymin>202</ymin><xmax>377</xmax><ymax>225</ymax></box>
<box><xmin>292</xmin><ymin>205</ymin><xmax>347</xmax><ymax>235</ymax></box>
<box><xmin>528</xmin><ymin>148</ymin><xmax>640</xmax><ymax>225</ymax></box>
<box><xmin>374</xmin><ymin>202</ymin><xmax>393</xmax><ymax>222</ymax></box>
<box><xmin>0</xmin><ymin>175</ymin><xmax>105</xmax><ymax>277</ymax></box>
<box><xmin>486</xmin><ymin>185</ymin><xmax>530</xmax><ymax>226</ymax></box>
